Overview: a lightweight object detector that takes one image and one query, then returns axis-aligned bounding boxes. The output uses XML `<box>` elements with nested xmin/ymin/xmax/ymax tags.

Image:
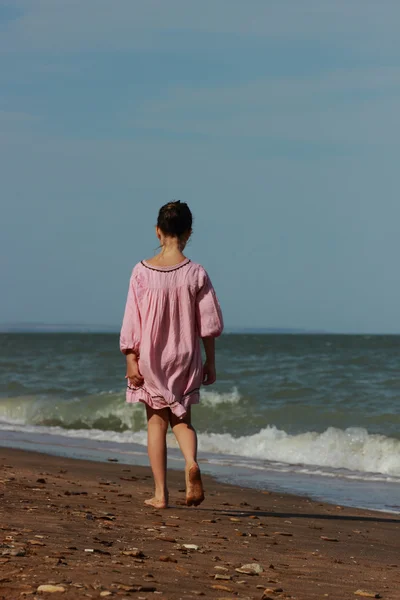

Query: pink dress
<box><xmin>120</xmin><ymin>258</ymin><xmax>223</xmax><ymax>417</ymax></box>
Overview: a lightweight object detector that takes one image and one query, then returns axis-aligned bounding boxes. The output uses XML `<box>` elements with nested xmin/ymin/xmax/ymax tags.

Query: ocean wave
<box><xmin>0</xmin><ymin>394</ymin><xmax>145</xmax><ymax>432</ymax></box>
<box><xmin>197</xmin><ymin>426</ymin><xmax>400</xmax><ymax>476</ymax></box>
<box><xmin>1</xmin><ymin>393</ymin><xmax>399</xmax><ymax>478</ymax></box>
<box><xmin>0</xmin><ymin>389</ymin><xmax>242</xmax><ymax>432</ymax></box>
<box><xmin>200</xmin><ymin>387</ymin><xmax>241</xmax><ymax>406</ymax></box>
<box><xmin>0</xmin><ymin>420</ymin><xmax>399</xmax><ymax>480</ymax></box>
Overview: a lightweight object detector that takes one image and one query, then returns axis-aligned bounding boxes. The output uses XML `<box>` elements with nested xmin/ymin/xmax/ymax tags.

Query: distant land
<box><xmin>0</xmin><ymin>323</ymin><xmax>119</xmax><ymax>333</ymax></box>
<box><xmin>0</xmin><ymin>323</ymin><xmax>326</xmax><ymax>334</ymax></box>
<box><xmin>224</xmin><ymin>327</ymin><xmax>327</xmax><ymax>334</ymax></box>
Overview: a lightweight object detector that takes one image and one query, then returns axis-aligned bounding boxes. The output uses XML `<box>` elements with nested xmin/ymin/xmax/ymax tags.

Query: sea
<box><xmin>0</xmin><ymin>333</ymin><xmax>399</xmax><ymax>514</ymax></box>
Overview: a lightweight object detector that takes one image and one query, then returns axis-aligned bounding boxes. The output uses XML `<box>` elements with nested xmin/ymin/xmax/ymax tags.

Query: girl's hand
<box><xmin>202</xmin><ymin>361</ymin><xmax>216</xmax><ymax>386</ymax></box>
<box><xmin>125</xmin><ymin>354</ymin><xmax>144</xmax><ymax>388</ymax></box>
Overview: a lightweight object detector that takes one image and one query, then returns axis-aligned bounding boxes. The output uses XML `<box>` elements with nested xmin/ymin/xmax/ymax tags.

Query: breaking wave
<box><xmin>0</xmin><ymin>393</ymin><xmax>399</xmax><ymax>478</ymax></box>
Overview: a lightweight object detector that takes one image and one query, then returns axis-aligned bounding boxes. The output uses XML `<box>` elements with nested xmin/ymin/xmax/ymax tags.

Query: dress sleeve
<box><xmin>195</xmin><ymin>267</ymin><xmax>224</xmax><ymax>338</ymax></box>
<box><xmin>120</xmin><ymin>270</ymin><xmax>142</xmax><ymax>355</ymax></box>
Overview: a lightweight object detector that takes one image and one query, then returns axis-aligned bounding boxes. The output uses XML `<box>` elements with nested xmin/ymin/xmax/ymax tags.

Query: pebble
<box><xmin>235</xmin><ymin>563</ymin><xmax>263</xmax><ymax>575</ymax></box>
<box><xmin>273</xmin><ymin>532</ymin><xmax>293</xmax><ymax>537</ymax></box>
<box><xmin>182</xmin><ymin>544</ymin><xmax>199</xmax><ymax>550</ymax></box>
<box><xmin>36</xmin><ymin>584</ymin><xmax>66</xmax><ymax>593</ymax></box>
<box><xmin>44</xmin><ymin>557</ymin><xmax>62</xmax><ymax>566</ymax></box>
<box><xmin>202</xmin><ymin>519</ymin><xmax>216</xmax><ymax>523</ymax></box>
<box><xmin>2</xmin><ymin>547</ymin><xmax>26</xmax><ymax>557</ymax></box>
<box><xmin>159</xmin><ymin>555</ymin><xmax>177</xmax><ymax>563</ymax></box>
<box><xmin>211</xmin><ymin>584</ymin><xmax>233</xmax><ymax>592</ymax></box>
<box><xmin>320</xmin><ymin>536</ymin><xmax>339</xmax><ymax>542</ymax></box>
<box><xmin>264</xmin><ymin>588</ymin><xmax>284</xmax><ymax>594</ymax></box>
<box><xmin>121</xmin><ymin>549</ymin><xmax>144</xmax><ymax>558</ymax></box>
<box><xmin>354</xmin><ymin>591</ymin><xmax>381</xmax><ymax>599</ymax></box>
<box><xmin>117</xmin><ymin>585</ymin><xmax>156</xmax><ymax>593</ymax></box>
<box><xmin>100</xmin><ymin>593</ymin><xmax>112</xmax><ymax>598</ymax></box>
<box><xmin>214</xmin><ymin>574</ymin><xmax>232</xmax><ymax>581</ymax></box>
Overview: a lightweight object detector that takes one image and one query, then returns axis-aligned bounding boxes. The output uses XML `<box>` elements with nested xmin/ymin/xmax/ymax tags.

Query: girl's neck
<box><xmin>148</xmin><ymin>240</ymin><xmax>187</xmax><ymax>267</ymax></box>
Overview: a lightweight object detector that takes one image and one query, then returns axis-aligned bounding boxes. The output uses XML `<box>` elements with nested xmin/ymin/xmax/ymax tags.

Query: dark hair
<box><xmin>157</xmin><ymin>201</ymin><xmax>193</xmax><ymax>239</ymax></box>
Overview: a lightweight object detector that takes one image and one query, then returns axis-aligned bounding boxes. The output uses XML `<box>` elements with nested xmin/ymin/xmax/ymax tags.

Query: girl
<box><xmin>120</xmin><ymin>201</ymin><xmax>223</xmax><ymax>509</ymax></box>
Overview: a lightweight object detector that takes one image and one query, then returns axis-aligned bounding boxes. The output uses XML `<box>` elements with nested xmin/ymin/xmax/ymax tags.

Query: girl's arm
<box><xmin>196</xmin><ymin>268</ymin><xmax>223</xmax><ymax>386</ymax></box>
<box><xmin>195</xmin><ymin>269</ymin><xmax>224</xmax><ymax>339</ymax></box>
<box><xmin>202</xmin><ymin>337</ymin><xmax>216</xmax><ymax>385</ymax></box>
<box><xmin>120</xmin><ymin>270</ymin><xmax>142</xmax><ymax>355</ymax></box>
<box><xmin>125</xmin><ymin>350</ymin><xmax>144</xmax><ymax>388</ymax></box>
<box><xmin>120</xmin><ymin>270</ymin><xmax>143</xmax><ymax>387</ymax></box>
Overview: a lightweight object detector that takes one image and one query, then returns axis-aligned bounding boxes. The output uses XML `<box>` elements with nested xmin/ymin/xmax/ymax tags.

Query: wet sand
<box><xmin>0</xmin><ymin>447</ymin><xmax>399</xmax><ymax>600</ymax></box>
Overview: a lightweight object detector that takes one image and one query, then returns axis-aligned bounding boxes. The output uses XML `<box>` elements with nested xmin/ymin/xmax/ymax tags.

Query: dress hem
<box><xmin>125</xmin><ymin>387</ymin><xmax>200</xmax><ymax>418</ymax></box>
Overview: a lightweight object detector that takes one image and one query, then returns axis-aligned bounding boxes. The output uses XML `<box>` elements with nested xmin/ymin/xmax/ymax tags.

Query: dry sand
<box><xmin>0</xmin><ymin>448</ymin><xmax>399</xmax><ymax>600</ymax></box>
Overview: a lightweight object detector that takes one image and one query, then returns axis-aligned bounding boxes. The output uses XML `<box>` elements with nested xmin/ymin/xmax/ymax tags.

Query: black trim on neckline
<box><xmin>140</xmin><ymin>259</ymin><xmax>191</xmax><ymax>273</ymax></box>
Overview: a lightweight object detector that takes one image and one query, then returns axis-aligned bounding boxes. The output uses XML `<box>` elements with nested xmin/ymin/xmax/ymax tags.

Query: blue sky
<box><xmin>1</xmin><ymin>0</ymin><xmax>400</xmax><ymax>333</ymax></box>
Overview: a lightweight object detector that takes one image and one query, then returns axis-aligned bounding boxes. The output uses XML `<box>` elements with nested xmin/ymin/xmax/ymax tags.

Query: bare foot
<box><xmin>144</xmin><ymin>496</ymin><xmax>168</xmax><ymax>509</ymax></box>
<box><xmin>186</xmin><ymin>463</ymin><xmax>205</xmax><ymax>507</ymax></box>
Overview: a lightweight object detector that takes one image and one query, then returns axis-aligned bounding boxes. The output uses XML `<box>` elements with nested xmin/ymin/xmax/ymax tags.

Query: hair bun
<box><xmin>157</xmin><ymin>201</ymin><xmax>193</xmax><ymax>238</ymax></box>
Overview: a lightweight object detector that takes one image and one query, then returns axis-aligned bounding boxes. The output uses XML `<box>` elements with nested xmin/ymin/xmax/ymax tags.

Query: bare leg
<box><xmin>170</xmin><ymin>408</ymin><xmax>205</xmax><ymax>506</ymax></box>
<box><xmin>145</xmin><ymin>406</ymin><xmax>169</xmax><ymax>509</ymax></box>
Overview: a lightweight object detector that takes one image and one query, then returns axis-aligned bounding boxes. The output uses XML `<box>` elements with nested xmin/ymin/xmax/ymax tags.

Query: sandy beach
<box><xmin>0</xmin><ymin>447</ymin><xmax>399</xmax><ymax>600</ymax></box>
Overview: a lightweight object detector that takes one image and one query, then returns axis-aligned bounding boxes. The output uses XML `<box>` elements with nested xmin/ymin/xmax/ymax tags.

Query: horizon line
<box><xmin>1</xmin><ymin>322</ymin><xmax>399</xmax><ymax>335</ymax></box>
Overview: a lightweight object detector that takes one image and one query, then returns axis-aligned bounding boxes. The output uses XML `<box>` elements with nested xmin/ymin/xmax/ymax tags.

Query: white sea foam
<box><xmin>200</xmin><ymin>387</ymin><xmax>241</xmax><ymax>406</ymax></box>
<box><xmin>0</xmin><ymin>422</ymin><xmax>149</xmax><ymax>447</ymax></box>
<box><xmin>1</xmin><ymin>417</ymin><xmax>399</xmax><ymax>481</ymax></box>
<box><xmin>196</xmin><ymin>426</ymin><xmax>400</xmax><ymax>477</ymax></box>
<box><xmin>1</xmin><ymin>391</ymin><xmax>399</xmax><ymax>480</ymax></box>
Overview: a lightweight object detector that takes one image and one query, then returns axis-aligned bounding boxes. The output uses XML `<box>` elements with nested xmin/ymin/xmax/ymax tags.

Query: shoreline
<box><xmin>1</xmin><ymin>428</ymin><xmax>399</xmax><ymax>516</ymax></box>
<box><xmin>1</xmin><ymin>447</ymin><xmax>399</xmax><ymax>599</ymax></box>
